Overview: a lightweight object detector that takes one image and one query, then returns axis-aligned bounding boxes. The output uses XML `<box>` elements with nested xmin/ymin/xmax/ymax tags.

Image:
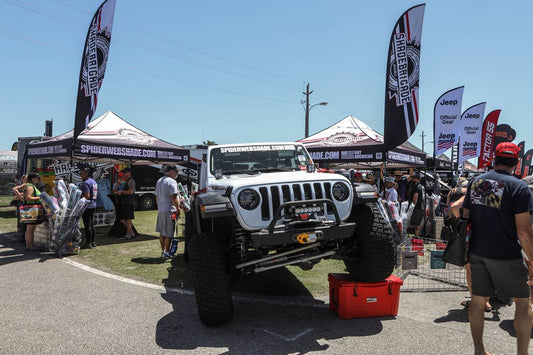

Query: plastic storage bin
<box><xmin>328</xmin><ymin>273</ymin><xmax>403</xmax><ymax>319</ymax></box>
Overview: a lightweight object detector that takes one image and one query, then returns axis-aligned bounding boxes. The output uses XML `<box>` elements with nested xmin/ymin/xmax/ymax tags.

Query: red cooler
<box><xmin>328</xmin><ymin>273</ymin><xmax>403</xmax><ymax>319</ymax></box>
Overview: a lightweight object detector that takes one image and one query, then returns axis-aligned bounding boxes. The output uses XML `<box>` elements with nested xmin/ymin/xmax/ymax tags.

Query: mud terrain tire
<box><xmin>189</xmin><ymin>232</ymin><xmax>233</xmax><ymax>326</ymax></box>
<box><xmin>343</xmin><ymin>203</ymin><xmax>396</xmax><ymax>283</ymax></box>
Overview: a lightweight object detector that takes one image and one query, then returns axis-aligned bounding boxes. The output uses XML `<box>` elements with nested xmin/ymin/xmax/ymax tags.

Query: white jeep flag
<box><xmin>458</xmin><ymin>102</ymin><xmax>486</xmax><ymax>165</ymax></box>
<box><xmin>434</xmin><ymin>86</ymin><xmax>464</xmax><ymax>156</ymax></box>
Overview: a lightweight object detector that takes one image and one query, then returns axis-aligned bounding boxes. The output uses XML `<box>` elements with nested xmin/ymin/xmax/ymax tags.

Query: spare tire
<box><xmin>189</xmin><ymin>231</ymin><xmax>233</xmax><ymax>326</ymax></box>
<box><xmin>342</xmin><ymin>203</ymin><xmax>396</xmax><ymax>283</ymax></box>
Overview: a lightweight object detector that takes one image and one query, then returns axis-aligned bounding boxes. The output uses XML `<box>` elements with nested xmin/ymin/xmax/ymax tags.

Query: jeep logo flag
<box><xmin>458</xmin><ymin>103</ymin><xmax>486</xmax><ymax>165</ymax></box>
<box><xmin>477</xmin><ymin>110</ymin><xmax>501</xmax><ymax>170</ymax></box>
<box><xmin>74</xmin><ymin>0</ymin><xmax>116</xmax><ymax>139</ymax></box>
<box><xmin>383</xmin><ymin>4</ymin><xmax>425</xmax><ymax>152</ymax></box>
<box><xmin>434</xmin><ymin>86</ymin><xmax>464</xmax><ymax>156</ymax></box>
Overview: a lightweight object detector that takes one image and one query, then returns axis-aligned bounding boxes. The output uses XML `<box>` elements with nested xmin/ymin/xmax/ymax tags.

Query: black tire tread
<box><xmin>188</xmin><ymin>231</ymin><xmax>233</xmax><ymax>326</ymax></box>
<box><xmin>343</xmin><ymin>203</ymin><xmax>396</xmax><ymax>283</ymax></box>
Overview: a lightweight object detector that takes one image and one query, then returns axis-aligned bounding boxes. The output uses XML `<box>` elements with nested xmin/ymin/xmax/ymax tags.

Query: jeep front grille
<box><xmin>258</xmin><ymin>182</ymin><xmax>333</xmax><ymax>221</ymax></box>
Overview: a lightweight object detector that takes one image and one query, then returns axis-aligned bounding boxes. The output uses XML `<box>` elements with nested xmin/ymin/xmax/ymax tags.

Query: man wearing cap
<box><xmin>408</xmin><ymin>173</ymin><xmax>425</xmax><ymax>237</ymax></box>
<box><xmin>383</xmin><ymin>176</ymin><xmax>398</xmax><ymax>203</ymax></box>
<box><xmin>462</xmin><ymin>142</ymin><xmax>533</xmax><ymax>355</ymax></box>
<box><xmin>155</xmin><ymin>165</ymin><xmax>181</xmax><ymax>259</ymax></box>
<box><xmin>80</xmin><ymin>166</ymin><xmax>98</xmax><ymax>249</ymax></box>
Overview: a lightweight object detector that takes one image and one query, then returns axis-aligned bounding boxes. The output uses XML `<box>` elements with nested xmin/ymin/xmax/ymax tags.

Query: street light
<box><xmin>303</xmin><ymin>83</ymin><xmax>328</xmax><ymax>138</ymax></box>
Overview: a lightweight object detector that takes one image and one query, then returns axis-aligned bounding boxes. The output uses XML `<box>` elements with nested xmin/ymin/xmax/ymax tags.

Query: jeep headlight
<box><xmin>238</xmin><ymin>189</ymin><xmax>260</xmax><ymax>210</ymax></box>
<box><xmin>332</xmin><ymin>182</ymin><xmax>349</xmax><ymax>201</ymax></box>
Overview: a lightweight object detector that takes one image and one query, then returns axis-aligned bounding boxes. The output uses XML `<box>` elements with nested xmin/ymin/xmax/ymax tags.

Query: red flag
<box><xmin>383</xmin><ymin>4</ymin><xmax>425</xmax><ymax>152</ymax></box>
<box><xmin>74</xmin><ymin>0</ymin><xmax>116</xmax><ymax>139</ymax></box>
<box><xmin>513</xmin><ymin>141</ymin><xmax>525</xmax><ymax>178</ymax></box>
<box><xmin>477</xmin><ymin>110</ymin><xmax>500</xmax><ymax>169</ymax></box>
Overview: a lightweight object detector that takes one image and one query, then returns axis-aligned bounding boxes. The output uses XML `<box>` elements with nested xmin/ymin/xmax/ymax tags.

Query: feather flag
<box><xmin>434</xmin><ymin>86</ymin><xmax>464</xmax><ymax>156</ymax></box>
<box><xmin>458</xmin><ymin>103</ymin><xmax>485</xmax><ymax>165</ymax></box>
<box><xmin>477</xmin><ymin>110</ymin><xmax>501</xmax><ymax>169</ymax></box>
<box><xmin>384</xmin><ymin>4</ymin><xmax>426</xmax><ymax>152</ymax></box>
<box><xmin>73</xmin><ymin>0</ymin><xmax>116</xmax><ymax>139</ymax></box>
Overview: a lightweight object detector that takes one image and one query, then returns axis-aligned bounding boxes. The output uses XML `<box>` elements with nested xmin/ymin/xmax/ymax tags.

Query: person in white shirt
<box><xmin>384</xmin><ymin>177</ymin><xmax>398</xmax><ymax>203</ymax></box>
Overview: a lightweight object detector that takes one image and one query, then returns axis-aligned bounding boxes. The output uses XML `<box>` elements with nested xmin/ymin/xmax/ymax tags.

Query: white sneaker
<box><xmin>163</xmin><ymin>252</ymin><xmax>172</xmax><ymax>260</ymax></box>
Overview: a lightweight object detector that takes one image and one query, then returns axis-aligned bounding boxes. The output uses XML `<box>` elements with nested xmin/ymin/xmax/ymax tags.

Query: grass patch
<box><xmin>2</xmin><ymin>209</ymin><xmax>347</xmax><ymax>298</ymax></box>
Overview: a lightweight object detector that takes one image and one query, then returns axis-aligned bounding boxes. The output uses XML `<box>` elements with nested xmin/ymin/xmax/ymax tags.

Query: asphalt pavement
<box><xmin>0</xmin><ymin>232</ymin><xmax>528</xmax><ymax>355</ymax></box>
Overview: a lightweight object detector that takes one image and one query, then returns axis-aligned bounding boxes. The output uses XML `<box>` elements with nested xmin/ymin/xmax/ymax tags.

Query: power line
<box><xmin>0</xmin><ymin>30</ymin><xmax>296</xmax><ymax>104</ymax></box>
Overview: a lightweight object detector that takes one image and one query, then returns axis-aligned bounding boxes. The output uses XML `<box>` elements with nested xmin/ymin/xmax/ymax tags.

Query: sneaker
<box><xmin>163</xmin><ymin>252</ymin><xmax>172</xmax><ymax>260</ymax></box>
<box><xmin>91</xmin><ymin>242</ymin><xmax>97</xmax><ymax>248</ymax></box>
<box><xmin>161</xmin><ymin>250</ymin><xmax>165</xmax><ymax>259</ymax></box>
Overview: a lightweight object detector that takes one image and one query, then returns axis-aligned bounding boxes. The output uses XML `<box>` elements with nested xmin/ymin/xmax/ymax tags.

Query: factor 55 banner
<box><xmin>434</xmin><ymin>86</ymin><xmax>464</xmax><ymax>156</ymax></box>
<box><xmin>74</xmin><ymin>0</ymin><xmax>116</xmax><ymax>139</ymax></box>
<box><xmin>383</xmin><ymin>4</ymin><xmax>425</xmax><ymax>152</ymax></box>
<box><xmin>458</xmin><ymin>103</ymin><xmax>486</xmax><ymax>165</ymax></box>
<box><xmin>477</xmin><ymin>110</ymin><xmax>501</xmax><ymax>169</ymax></box>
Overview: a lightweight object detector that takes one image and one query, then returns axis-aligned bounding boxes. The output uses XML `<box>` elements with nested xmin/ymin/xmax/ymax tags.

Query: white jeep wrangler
<box><xmin>185</xmin><ymin>142</ymin><xmax>395</xmax><ymax>325</ymax></box>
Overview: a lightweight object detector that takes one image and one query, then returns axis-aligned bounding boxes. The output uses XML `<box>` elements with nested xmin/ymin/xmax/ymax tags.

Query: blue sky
<box><xmin>1</xmin><ymin>0</ymin><xmax>532</xmax><ymax>160</ymax></box>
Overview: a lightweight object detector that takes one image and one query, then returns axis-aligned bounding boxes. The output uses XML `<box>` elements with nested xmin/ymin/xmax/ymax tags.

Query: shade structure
<box><xmin>298</xmin><ymin>116</ymin><xmax>426</xmax><ymax>168</ymax></box>
<box><xmin>27</xmin><ymin>111</ymin><xmax>189</xmax><ymax>165</ymax></box>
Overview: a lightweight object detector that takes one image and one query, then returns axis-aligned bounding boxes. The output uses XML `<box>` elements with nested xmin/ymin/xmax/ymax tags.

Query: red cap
<box><xmin>354</xmin><ymin>172</ymin><xmax>363</xmax><ymax>178</ymax></box>
<box><xmin>495</xmin><ymin>142</ymin><xmax>520</xmax><ymax>159</ymax></box>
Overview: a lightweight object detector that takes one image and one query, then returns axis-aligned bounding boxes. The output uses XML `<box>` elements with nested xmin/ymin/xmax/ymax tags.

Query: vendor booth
<box><xmin>24</xmin><ymin>111</ymin><xmax>190</xmax><ymax>254</ymax></box>
<box><xmin>298</xmin><ymin>116</ymin><xmax>426</xmax><ymax>169</ymax></box>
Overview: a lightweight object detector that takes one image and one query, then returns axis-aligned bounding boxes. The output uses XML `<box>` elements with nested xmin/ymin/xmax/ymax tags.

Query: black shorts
<box><xmin>469</xmin><ymin>252</ymin><xmax>530</xmax><ymax>299</ymax></box>
<box><xmin>118</xmin><ymin>197</ymin><xmax>135</xmax><ymax>220</ymax></box>
<box><xmin>410</xmin><ymin>209</ymin><xmax>424</xmax><ymax>226</ymax></box>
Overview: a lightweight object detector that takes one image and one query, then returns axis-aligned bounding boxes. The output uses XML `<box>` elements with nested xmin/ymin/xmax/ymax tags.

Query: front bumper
<box><xmin>250</xmin><ymin>221</ymin><xmax>355</xmax><ymax>248</ymax></box>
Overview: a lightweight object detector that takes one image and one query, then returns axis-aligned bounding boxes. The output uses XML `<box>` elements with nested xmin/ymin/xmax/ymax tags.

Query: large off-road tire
<box><xmin>188</xmin><ymin>231</ymin><xmax>233</xmax><ymax>326</ymax></box>
<box><xmin>343</xmin><ymin>203</ymin><xmax>396</xmax><ymax>283</ymax></box>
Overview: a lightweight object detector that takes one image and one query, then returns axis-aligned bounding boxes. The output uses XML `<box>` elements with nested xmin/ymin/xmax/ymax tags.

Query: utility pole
<box><xmin>420</xmin><ymin>130</ymin><xmax>427</xmax><ymax>152</ymax></box>
<box><xmin>302</xmin><ymin>83</ymin><xmax>327</xmax><ymax>138</ymax></box>
<box><xmin>304</xmin><ymin>83</ymin><xmax>312</xmax><ymax>138</ymax></box>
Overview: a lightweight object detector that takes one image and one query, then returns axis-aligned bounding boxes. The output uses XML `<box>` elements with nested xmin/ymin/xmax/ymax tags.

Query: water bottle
<box><xmin>169</xmin><ymin>238</ymin><xmax>178</xmax><ymax>255</ymax></box>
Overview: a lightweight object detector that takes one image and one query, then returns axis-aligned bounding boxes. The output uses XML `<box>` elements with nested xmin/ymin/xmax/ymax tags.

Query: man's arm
<box><xmin>516</xmin><ymin>212</ymin><xmax>533</xmax><ymax>262</ymax></box>
<box><xmin>411</xmin><ymin>192</ymin><xmax>418</xmax><ymax>206</ymax></box>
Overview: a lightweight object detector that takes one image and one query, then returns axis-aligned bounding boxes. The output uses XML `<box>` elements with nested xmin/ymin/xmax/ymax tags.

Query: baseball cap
<box><xmin>354</xmin><ymin>172</ymin><xmax>363</xmax><ymax>178</ymax></box>
<box><xmin>394</xmin><ymin>170</ymin><xmax>402</xmax><ymax>176</ymax></box>
<box><xmin>457</xmin><ymin>177</ymin><xmax>468</xmax><ymax>187</ymax></box>
<box><xmin>495</xmin><ymin>142</ymin><xmax>520</xmax><ymax>159</ymax></box>
<box><xmin>385</xmin><ymin>176</ymin><xmax>395</xmax><ymax>183</ymax></box>
<box><xmin>165</xmin><ymin>164</ymin><xmax>178</xmax><ymax>172</ymax></box>
<box><xmin>413</xmin><ymin>173</ymin><xmax>421</xmax><ymax>180</ymax></box>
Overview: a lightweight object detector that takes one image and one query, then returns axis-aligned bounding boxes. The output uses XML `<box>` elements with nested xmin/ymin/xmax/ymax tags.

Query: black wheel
<box><xmin>138</xmin><ymin>194</ymin><xmax>156</xmax><ymax>211</ymax></box>
<box><xmin>342</xmin><ymin>203</ymin><xmax>396</xmax><ymax>283</ymax></box>
<box><xmin>188</xmin><ymin>231</ymin><xmax>233</xmax><ymax>326</ymax></box>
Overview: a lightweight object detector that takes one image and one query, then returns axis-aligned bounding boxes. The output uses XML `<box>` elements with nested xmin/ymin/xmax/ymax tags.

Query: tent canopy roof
<box><xmin>298</xmin><ymin>116</ymin><xmax>426</xmax><ymax>167</ymax></box>
<box><xmin>27</xmin><ymin>111</ymin><xmax>189</xmax><ymax>164</ymax></box>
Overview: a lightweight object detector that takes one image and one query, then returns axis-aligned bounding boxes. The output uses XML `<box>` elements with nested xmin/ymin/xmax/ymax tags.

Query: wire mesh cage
<box><xmin>394</xmin><ymin>236</ymin><xmax>468</xmax><ymax>292</ymax></box>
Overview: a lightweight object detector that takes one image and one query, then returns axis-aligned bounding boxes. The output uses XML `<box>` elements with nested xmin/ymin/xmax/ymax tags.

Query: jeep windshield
<box><xmin>210</xmin><ymin>144</ymin><xmax>313</xmax><ymax>176</ymax></box>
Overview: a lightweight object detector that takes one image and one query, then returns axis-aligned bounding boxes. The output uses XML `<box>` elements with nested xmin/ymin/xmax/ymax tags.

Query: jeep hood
<box><xmin>207</xmin><ymin>171</ymin><xmax>349</xmax><ymax>190</ymax></box>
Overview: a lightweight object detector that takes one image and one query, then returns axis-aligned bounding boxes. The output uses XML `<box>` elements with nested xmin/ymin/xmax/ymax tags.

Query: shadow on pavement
<box><xmin>0</xmin><ymin>232</ymin><xmax>56</xmax><ymax>266</ymax></box>
<box><xmin>159</xmin><ymin>257</ymin><xmax>314</xmax><ymax>298</ymax></box>
<box><xmin>155</xmin><ymin>289</ymin><xmax>385</xmax><ymax>354</ymax></box>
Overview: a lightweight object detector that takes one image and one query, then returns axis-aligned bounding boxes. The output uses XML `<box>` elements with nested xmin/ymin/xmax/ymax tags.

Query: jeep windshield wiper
<box><xmin>256</xmin><ymin>167</ymin><xmax>297</xmax><ymax>172</ymax></box>
<box><xmin>222</xmin><ymin>170</ymin><xmax>256</xmax><ymax>175</ymax></box>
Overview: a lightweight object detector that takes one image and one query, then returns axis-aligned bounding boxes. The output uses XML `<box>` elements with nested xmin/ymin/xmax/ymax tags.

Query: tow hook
<box><xmin>295</xmin><ymin>231</ymin><xmax>322</xmax><ymax>244</ymax></box>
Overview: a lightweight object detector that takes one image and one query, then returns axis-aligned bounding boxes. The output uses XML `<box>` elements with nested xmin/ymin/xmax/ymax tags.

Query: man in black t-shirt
<box><xmin>463</xmin><ymin>142</ymin><xmax>533</xmax><ymax>355</ymax></box>
<box><xmin>408</xmin><ymin>173</ymin><xmax>425</xmax><ymax>236</ymax></box>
